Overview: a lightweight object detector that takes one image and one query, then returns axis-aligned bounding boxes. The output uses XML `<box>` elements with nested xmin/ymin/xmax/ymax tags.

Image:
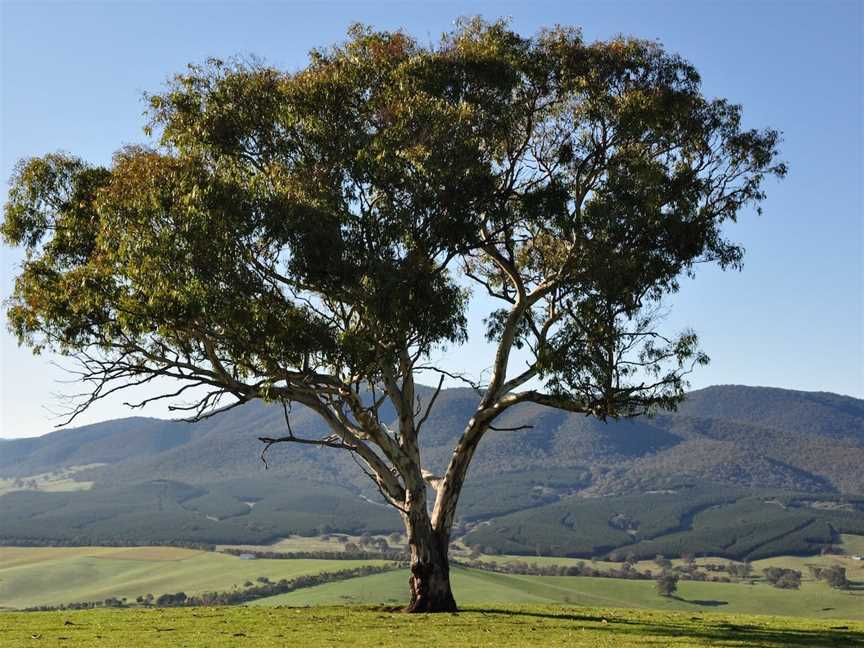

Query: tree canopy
<box><xmin>2</xmin><ymin>19</ymin><xmax>785</xmax><ymax>611</ymax></box>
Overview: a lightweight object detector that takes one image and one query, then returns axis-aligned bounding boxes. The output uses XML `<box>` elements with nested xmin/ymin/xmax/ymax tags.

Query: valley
<box><xmin>2</xmin><ymin>385</ymin><xmax>863</xmax><ymax>623</ymax></box>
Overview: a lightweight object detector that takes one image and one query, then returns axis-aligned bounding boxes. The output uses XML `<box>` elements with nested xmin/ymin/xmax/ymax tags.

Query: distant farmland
<box><xmin>0</xmin><ymin>547</ymin><xmax>390</xmax><ymax>610</ymax></box>
<box><xmin>1</xmin><ymin>544</ymin><xmax>862</xmax><ymax>621</ymax></box>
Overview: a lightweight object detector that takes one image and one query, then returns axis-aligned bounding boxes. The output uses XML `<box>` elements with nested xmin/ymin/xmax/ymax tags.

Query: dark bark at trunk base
<box><xmin>405</xmin><ymin>557</ymin><xmax>457</xmax><ymax>613</ymax></box>
<box><xmin>404</xmin><ymin>522</ymin><xmax>457</xmax><ymax>613</ymax></box>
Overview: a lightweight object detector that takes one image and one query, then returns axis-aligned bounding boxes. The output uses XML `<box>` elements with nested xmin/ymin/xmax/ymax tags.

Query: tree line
<box><xmin>221</xmin><ymin>547</ymin><xmax>408</xmax><ymax>561</ymax></box>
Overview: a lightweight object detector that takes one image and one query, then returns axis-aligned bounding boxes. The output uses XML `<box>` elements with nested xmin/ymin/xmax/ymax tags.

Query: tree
<box><xmin>655</xmin><ymin>570</ymin><xmax>679</xmax><ymax>597</ymax></box>
<box><xmin>763</xmin><ymin>567</ymin><xmax>801</xmax><ymax>590</ymax></box>
<box><xmin>1</xmin><ymin>20</ymin><xmax>784</xmax><ymax>612</ymax></box>
<box><xmin>728</xmin><ymin>560</ymin><xmax>752</xmax><ymax>579</ymax></box>
<box><xmin>819</xmin><ymin>565</ymin><xmax>849</xmax><ymax>590</ymax></box>
<box><xmin>155</xmin><ymin>592</ymin><xmax>187</xmax><ymax>607</ymax></box>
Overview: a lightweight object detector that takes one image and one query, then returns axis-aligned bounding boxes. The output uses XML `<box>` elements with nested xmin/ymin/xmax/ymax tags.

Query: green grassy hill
<box><xmin>1</xmin><ymin>605</ymin><xmax>861</xmax><ymax>647</ymax></box>
<box><xmin>3</xmin><ymin>542</ymin><xmax>863</xmax><ymax>620</ymax></box>
<box><xmin>250</xmin><ymin>565</ymin><xmax>864</xmax><ymax>621</ymax></box>
<box><xmin>0</xmin><ymin>547</ymin><xmax>389</xmax><ymax>609</ymax></box>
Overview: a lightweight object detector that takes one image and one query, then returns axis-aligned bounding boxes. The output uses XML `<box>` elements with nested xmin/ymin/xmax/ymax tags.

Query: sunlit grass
<box><xmin>1</xmin><ymin>605</ymin><xmax>861</xmax><ymax>648</ymax></box>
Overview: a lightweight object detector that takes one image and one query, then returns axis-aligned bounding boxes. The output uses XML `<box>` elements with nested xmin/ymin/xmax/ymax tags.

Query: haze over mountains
<box><xmin>3</xmin><ymin>385</ymin><xmax>863</xmax><ymax>496</ymax></box>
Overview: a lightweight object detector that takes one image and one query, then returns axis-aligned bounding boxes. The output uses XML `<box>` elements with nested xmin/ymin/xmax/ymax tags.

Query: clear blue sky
<box><xmin>1</xmin><ymin>1</ymin><xmax>861</xmax><ymax>439</ymax></box>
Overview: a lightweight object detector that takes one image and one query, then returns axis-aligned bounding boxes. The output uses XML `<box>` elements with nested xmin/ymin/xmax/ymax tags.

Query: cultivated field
<box><xmin>0</xmin><ymin>547</ymin><xmax>389</xmax><ymax>609</ymax></box>
<box><xmin>1</xmin><ymin>605</ymin><xmax>861</xmax><ymax>647</ymax></box>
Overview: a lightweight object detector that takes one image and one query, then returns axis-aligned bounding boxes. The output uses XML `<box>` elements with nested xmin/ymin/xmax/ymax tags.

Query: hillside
<box><xmin>1</xmin><ymin>385</ymin><xmax>863</xmax><ymax>556</ymax></box>
<box><xmin>3</xmin><ymin>546</ymin><xmax>864</xmax><ymax>621</ymax></box>
<box><xmin>4</xmin><ymin>385</ymin><xmax>862</xmax><ymax>494</ymax></box>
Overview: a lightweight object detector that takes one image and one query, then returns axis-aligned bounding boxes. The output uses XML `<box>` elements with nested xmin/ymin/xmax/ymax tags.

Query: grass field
<box><xmin>465</xmin><ymin>532</ymin><xmax>864</xmax><ymax>583</ymax></box>
<box><xmin>1</xmin><ymin>605</ymin><xmax>861</xmax><ymax>647</ymax></box>
<box><xmin>842</xmin><ymin>533</ymin><xmax>864</xmax><ymax>555</ymax></box>
<box><xmin>0</xmin><ymin>465</ymin><xmax>102</xmax><ymax>496</ymax></box>
<box><xmin>217</xmin><ymin>535</ymin><xmax>349</xmax><ymax>553</ymax></box>
<box><xmin>216</xmin><ymin>532</ymin><xmax>406</xmax><ymax>553</ymax></box>
<box><xmin>476</xmin><ymin>551</ymin><xmax>864</xmax><ymax>582</ymax></box>
<box><xmin>250</xmin><ymin>565</ymin><xmax>864</xmax><ymax>621</ymax></box>
<box><xmin>0</xmin><ymin>547</ymin><xmax>389</xmax><ymax>609</ymax></box>
<box><xmin>3</xmin><ymin>544</ymin><xmax>864</xmax><ymax>620</ymax></box>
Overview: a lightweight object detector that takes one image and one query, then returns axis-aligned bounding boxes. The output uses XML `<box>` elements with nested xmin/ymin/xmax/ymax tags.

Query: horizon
<box><xmin>1</xmin><ymin>1</ymin><xmax>862</xmax><ymax>439</ymax></box>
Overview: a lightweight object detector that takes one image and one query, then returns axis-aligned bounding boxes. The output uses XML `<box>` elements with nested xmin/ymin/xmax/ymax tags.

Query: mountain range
<box><xmin>2</xmin><ymin>385</ymin><xmax>863</xmax><ymax>558</ymax></box>
<box><xmin>3</xmin><ymin>384</ymin><xmax>863</xmax><ymax>495</ymax></box>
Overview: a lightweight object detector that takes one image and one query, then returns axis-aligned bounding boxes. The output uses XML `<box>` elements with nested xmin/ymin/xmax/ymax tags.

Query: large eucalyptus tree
<box><xmin>2</xmin><ymin>20</ymin><xmax>784</xmax><ymax>611</ymax></box>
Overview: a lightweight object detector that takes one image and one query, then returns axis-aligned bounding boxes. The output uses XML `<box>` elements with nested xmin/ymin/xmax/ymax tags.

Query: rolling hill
<box><xmin>1</xmin><ymin>385</ymin><xmax>863</xmax><ymax>557</ymax></box>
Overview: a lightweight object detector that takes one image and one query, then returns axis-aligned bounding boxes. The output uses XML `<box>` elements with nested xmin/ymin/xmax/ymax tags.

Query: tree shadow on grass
<box><xmin>669</xmin><ymin>595</ymin><xmax>728</xmax><ymax>607</ymax></box>
<box><xmin>468</xmin><ymin>607</ymin><xmax>864</xmax><ymax>647</ymax></box>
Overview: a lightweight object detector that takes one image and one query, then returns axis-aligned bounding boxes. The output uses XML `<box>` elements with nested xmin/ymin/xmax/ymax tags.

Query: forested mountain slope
<box><xmin>3</xmin><ymin>385</ymin><xmax>863</xmax><ymax>495</ymax></box>
<box><xmin>2</xmin><ymin>385</ymin><xmax>863</xmax><ymax>556</ymax></box>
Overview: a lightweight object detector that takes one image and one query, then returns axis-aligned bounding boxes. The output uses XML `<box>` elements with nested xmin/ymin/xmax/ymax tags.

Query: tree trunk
<box><xmin>403</xmin><ymin>507</ymin><xmax>456</xmax><ymax>613</ymax></box>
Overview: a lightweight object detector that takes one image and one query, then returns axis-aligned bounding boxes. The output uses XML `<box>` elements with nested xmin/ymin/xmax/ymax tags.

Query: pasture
<box><xmin>1</xmin><ymin>605</ymin><xmax>861</xmax><ymax>647</ymax></box>
<box><xmin>215</xmin><ymin>532</ymin><xmax>405</xmax><ymax>553</ymax></box>
<box><xmin>251</xmin><ymin>565</ymin><xmax>864</xmax><ymax>621</ymax></box>
<box><xmin>2</xmin><ymin>543</ymin><xmax>862</xmax><ymax>622</ymax></box>
<box><xmin>0</xmin><ymin>465</ymin><xmax>101</xmax><ymax>497</ymax></box>
<box><xmin>0</xmin><ymin>547</ymin><xmax>389</xmax><ymax>609</ymax></box>
<box><xmin>471</xmin><ymin>549</ymin><xmax>864</xmax><ymax>582</ymax></box>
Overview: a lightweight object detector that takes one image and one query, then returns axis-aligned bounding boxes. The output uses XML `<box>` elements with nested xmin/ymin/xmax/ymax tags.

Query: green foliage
<box><xmin>655</xmin><ymin>570</ymin><xmax>678</xmax><ymax>596</ymax></box>
<box><xmin>1</xmin><ymin>29</ymin><xmax>788</xmax><ymax>607</ymax></box>
<box><xmin>2</xmin><ymin>19</ymin><xmax>784</xmax><ymax>443</ymax></box>
<box><xmin>763</xmin><ymin>567</ymin><xmax>802</xmax><ymax>590</ymax></box>
<box><xmin>817</xmin><ymin>565</ymin><xmax>850</xmax><ymax>590</ymax></box>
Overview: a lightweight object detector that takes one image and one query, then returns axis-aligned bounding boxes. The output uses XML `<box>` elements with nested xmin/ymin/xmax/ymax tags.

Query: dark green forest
<box><xmin>2</xmin><ymin>385</ymin><xmax>863</xmax><ymax>559</ymax></box>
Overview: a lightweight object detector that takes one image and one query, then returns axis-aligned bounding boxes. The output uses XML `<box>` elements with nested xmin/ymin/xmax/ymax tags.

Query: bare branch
<box><xmin>257</xmin><ymin>433</ymin><xmax>357</xmax><ymax>469</ymax></box>
<box><xmin>488</xmin><ymin>423</ymin><xmax>534</xmax><ymax>432</ymax></box>
<box><xmin>415</xmin><ymin>373</ymin><xmax>444</xmax><ymax>437</ymax></box>
<box><xmin>415</xmin><ymin>365</ymin><xmax>484</xmax><ymax>395</ymax></box>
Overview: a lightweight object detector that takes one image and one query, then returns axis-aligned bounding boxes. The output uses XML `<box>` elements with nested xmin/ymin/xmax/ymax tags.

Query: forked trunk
<box><xmin>404</xmin><ymin>509</ymin><xmax>456</xmax><ymax>612</ymax></box>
